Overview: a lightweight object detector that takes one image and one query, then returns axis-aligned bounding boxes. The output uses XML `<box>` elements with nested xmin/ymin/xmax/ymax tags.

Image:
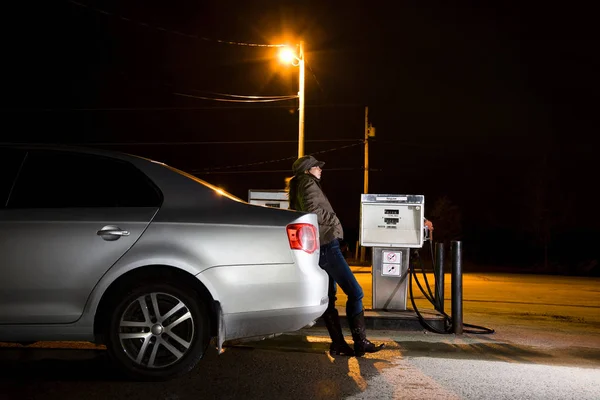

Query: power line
<box><xmin>305</xmin><ymin>60</ymin><xmax>325</xmax><ymax>96</ymax></box>
<box><xmin>92</xmin><ymin>139</ymin><xmax>360</xmax><ymax>145</ymax></box>
<box><xmin>151</xmin><ymin>76</ymin><xmax>297</xmax><ymax>100</ymax></box>
<box><xmin>195</xmin><ymin>141</ymin><xmax>364</xmax><ymax>172</ymax></box>
<box><xmin>0</xmin><ymin>140</ymin><xmax>362</xmax><ymax>146</ymax></box>
<box><xmin>190</xmin><ymin>91</ymin><xmax>298</xmax><ymax>99</ymax></box>
<box><xmin>192</xmin><ymin>167</ymin><xmax>363</xmax><ymax>175</ymax></box>
<box><xmin>0</xmin><ymin>141</ymin><xmax>365</xmax><ymax>174</ymax></box>
<box><xmin>311</xmin><ymin>142</ymin><xmax>364</xmax><ymax>156</ymax></box>
<box><xmin>173</xmin><ymin>92</ymin><xmax>298</xmax><ymax>103</ymax></box>
<box><xmin>68</xmin><ymin>1</ymin><xmax>286</xmax><ymax>47</ymax></box>
<box><xmin>0</xmin><ymin>104</ymin><xmax>363</xmax><ymax>112</ymax></box>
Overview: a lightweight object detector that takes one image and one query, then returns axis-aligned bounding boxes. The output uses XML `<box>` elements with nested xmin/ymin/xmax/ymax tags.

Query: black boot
<box><xmin>323</xmin><ymin>309</ymin><xmax>355</xmax><ymax>356</ymax></box>
<box><xmin>349</xmin><ymin>310</ymin><xmax>384</xmax><ymax>356</ymax></box>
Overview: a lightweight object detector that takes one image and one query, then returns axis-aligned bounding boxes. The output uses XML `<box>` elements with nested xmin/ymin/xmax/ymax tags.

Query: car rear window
<box><xmin>0</xmin><ymin>147</ymin><xmax>26</xmax><ymax>208</ymax></box>
<box><xmin>162</xmin><ymin>164</ymin><xmax>244</xmax><ymax>203</ymax></box>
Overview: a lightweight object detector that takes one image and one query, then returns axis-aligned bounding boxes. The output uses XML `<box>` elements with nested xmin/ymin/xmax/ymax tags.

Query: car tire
<box><xmin>105</xmin><ymin>281</ymin><xmax>210</xmax><ymax>381</ymax></box>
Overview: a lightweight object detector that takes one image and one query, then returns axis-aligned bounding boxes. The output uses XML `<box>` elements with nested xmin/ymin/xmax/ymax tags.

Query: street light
<box><xmin>278</xmin><ymin>42</ymin><xmax>305</xmax><ymax>158</ymax></box>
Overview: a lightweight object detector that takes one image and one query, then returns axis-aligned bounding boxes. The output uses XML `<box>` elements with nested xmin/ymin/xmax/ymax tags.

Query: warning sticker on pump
<box><xmin>382</xmin><ymin>263</ymin><xmax>401</xmax><ymax>276</ymax></box>
<box><xmin>383</xmin><ymin>251</ymin><xmax>401</xmax><ymax>264</ymax></box>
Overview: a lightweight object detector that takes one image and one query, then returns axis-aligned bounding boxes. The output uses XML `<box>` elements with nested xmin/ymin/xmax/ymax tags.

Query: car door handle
<box><xmin>97</xmin><ymin>225</ymin><xmax>131</xmax><ymax>238</ymax></box>
<box><xmin>97</xmin><ymin>229</ymin><xmax>130</xmax><ymax>236</ymax></box>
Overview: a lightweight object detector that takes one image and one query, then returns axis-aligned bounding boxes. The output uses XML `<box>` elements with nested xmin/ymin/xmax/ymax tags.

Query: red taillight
<box><xmin>286</xmin><ymin>223</ymin><xmax>318</xmax><ymax>254</ymax></box>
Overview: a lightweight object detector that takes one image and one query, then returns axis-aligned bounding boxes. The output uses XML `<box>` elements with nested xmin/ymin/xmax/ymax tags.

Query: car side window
<box><xmin>7</xmin><ymin>150</ymin><xmax>162</xmax><ymax>208</ymax></box>
<box><xmin>0</xmin><ymin>147</ymin><xmax>26</xmax><ymax>208</ymax></box>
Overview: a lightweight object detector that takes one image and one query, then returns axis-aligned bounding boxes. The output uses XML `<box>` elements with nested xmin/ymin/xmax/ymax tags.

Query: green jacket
<box><xmin>288</xmin><ymin>174</ymin><xmax>343</xmax><ymax>245</ymax></box>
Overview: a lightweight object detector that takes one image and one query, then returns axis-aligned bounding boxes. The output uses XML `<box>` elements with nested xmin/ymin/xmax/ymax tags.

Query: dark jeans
<box><xmin>319</xmin><ymin>239</ymin><xmax>364</xmax><ymax>318</ymax></box>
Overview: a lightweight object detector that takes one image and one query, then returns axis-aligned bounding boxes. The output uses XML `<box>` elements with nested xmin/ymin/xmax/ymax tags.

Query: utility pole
<box><xmin>364</xmin><ymin>106</ymin><xmax>369</xmax><ymax>194</ymax></box>
<box><xmin>278</xmin><ymin>42</ymin><xmax>306</xmax><ymax>157</ymax></box>
<box><xmin>361</xmin><ymin>106</ymin><xmax>375</xmax><ymax>262</ymax></box>
<box><xmin>363</xmin><ymin>106</ymin><xmax>376</xmax><ymax>194</ymax></box>
<box><xmin>298</xmin><ymin>41</ymin><xmax>305</xmax><ymax>158</ymax></box>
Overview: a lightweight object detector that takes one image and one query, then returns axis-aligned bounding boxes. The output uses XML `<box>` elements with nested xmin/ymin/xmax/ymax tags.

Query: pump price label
<box><xmin>383</xmin><ymin>251</ymin><xmax>401</xmax><ymax>264</ymax></box>
<box><xmin>382</xmin><ymin>263</ymin><xmax>401</xmax><ymax>276</ymax></box>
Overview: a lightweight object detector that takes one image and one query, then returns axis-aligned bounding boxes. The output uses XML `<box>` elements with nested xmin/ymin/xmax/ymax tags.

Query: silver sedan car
<box><xmin>0</xmin><ymin>145</ymin><xmax>328</xmax><ymax>380</ymax></box>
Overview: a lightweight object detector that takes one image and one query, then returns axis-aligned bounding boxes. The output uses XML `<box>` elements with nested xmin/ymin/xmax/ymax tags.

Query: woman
<box><xmin>287</xmin><ymin>155</ymin><xmax>384</xmax><ymax>356</ymax></box>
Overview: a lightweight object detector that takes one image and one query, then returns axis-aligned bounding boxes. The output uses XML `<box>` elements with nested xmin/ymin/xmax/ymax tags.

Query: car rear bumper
<box><xmin>221</xmin><ymin>302</ymin><xmax>328</xmax><ymax>342</ymax></box>
<box><xmin>196</xmin><ymin>262</ymin><xmax>328</xmax><ymax>313</ymax></box>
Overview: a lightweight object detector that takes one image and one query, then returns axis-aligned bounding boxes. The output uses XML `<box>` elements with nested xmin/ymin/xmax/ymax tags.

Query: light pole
<box><xmin>279</xmin><ymin>41</ymin><xmax>305</xmax><ymax>158</ymax></box>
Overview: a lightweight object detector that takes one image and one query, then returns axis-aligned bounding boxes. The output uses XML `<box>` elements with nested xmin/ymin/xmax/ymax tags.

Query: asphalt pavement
<box><xmin>1</xmin><ymin>271</ymin><xmax>599</xmax><ymax>399</ymax></box>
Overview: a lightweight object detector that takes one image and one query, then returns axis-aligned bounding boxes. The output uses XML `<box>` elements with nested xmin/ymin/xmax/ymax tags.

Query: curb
<box><xmin>311</xmin><ymin>309</ymin><xmax>446</xmax><ymax>332</ymax></box>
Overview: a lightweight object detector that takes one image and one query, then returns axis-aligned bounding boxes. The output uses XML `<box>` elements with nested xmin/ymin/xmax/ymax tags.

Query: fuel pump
<box><xmin>360</xmin><ymin>194</ymin><xmax>427</xmax><ymax>311</ymax></box>
<box><xmin>360</xmin><ymin>193</ymin><xmax>494</xmax><ymax>334</ymax></box>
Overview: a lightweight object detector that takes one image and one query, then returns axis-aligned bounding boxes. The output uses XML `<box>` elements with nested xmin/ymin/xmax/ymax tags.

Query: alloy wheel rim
<box><xmin>118</xmin><ymin>292</ymin><xmax>195</xmax><ymax>369</ymax></box>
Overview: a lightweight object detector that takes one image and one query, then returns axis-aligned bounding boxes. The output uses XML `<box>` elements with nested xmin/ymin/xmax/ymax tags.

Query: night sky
<box><xmin>2</xmin><ymin>1</ymin><xmax>597</xmax><ymax>271</ymax></box>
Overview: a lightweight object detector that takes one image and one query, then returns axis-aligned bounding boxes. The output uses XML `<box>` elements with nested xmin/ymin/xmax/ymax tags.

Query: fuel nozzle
<box><xmin>423</xmin><ymin>219</ymin><xmax>433</xmax><ymax>242</ymax></box>
<box><xmin>424</xmin><ymin>225</ymin><xmax>432</xmax><ymax>242</ymax></box>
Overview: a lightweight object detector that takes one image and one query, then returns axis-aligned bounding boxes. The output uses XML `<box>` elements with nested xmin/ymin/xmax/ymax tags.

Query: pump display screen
<box><xmin>360</xmin><ymin>195</ymin><xmax>425</xmax><ymax>248</ymax></box>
